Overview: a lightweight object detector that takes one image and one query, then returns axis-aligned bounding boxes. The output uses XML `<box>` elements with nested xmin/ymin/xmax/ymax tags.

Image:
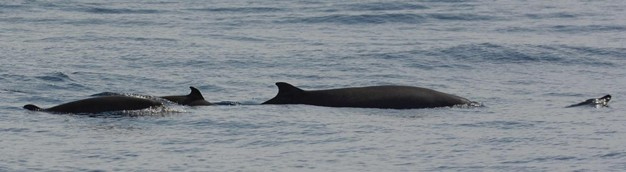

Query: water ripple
<box><xmin>502</xmin><ymin>155</ymin><xmax>583</xmax><ymax>164</ymax></box>
<box><xmin>548</xmin><ymin>25</ymin><xmax>626</xmax><ymax>33</ymax></box>
<box><xmin>281</xmin><ymin>12</ymin><xmax>496</xmax><ymax>24</ymax></box>
<box><xmin>188</xmin><ymin>7</ymin><xmax>284</xmax><ymax>13</ymax></box>
<box><xmin>282</xmin><ymin>13</ymin><xmax>426</xmax><ymax>24</ymax></box>
<box><xmin>597</xmin><ymin>152</ymin><xmax>626</xmax><ymax>158</ymax></box>
<box><xmin>458</xmin><ymin>120</ymin><xmax>536</xmax><ymax>130</ymax></box>
<box><xmin>338</xmin><ymin>2</ymin><xmax>428</xmax><ymax>11</ymax></box>
<box><xmin>35</xmin><ymin>72</ymin><xmax>73</xmax><ymax>82</ymax></box>
<box><xmin>436</xmin><ymin>43</ymin><xmax>620</xmax><ymax>66</ymax></box>
<box><xmin>81</xmin><ymin>7</ymin><xmax>162</xmax><ymax>14</ymax></box>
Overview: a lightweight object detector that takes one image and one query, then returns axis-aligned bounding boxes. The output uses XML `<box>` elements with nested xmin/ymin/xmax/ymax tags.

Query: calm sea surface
<box><xmin>1</xmin><ymin>0</ymin><xmax>626</xmax><ymax>171</ymax></box>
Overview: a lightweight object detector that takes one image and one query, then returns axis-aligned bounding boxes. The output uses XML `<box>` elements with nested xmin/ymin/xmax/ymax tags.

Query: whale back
<box><xmin>566</xmin><ymin>95</ymin><xmax>611</xmax><ymax>108</ymax></box>
<box><xmin>26</xmin><ymin>96</ymin><xmax>163</xmax><ymax>114</ymax></box>
<box><xmin>263</xmin><ymin>82</ymin><xmax>473</xmax><ymax>109</ymax></box>
<box><xmin>161</xmin><ymin>87</ymin><xmax>212</xmax><ymax>106</ymax></box>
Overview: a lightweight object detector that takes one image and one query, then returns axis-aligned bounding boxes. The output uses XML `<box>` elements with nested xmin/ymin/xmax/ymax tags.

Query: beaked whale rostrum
<box><xmin>262</xmin><ymin>82</ymin><xmax>478</xmax><ymax>109</ymax></box>
<box><xmin>160</xmin><ymin>87</ymin><xmax>212</xmax><ymax>106</ymax></box>
<box><xmin>565</xmin><ymin>95</ymin><xmax>611</xmax><ymax>108</ymax></box>
<box><xmin>23</xmin><ymin>96</ymin><xmax>163</xmax><ymax>114</ymax></box>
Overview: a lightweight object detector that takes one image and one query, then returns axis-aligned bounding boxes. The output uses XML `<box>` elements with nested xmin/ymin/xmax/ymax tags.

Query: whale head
<box><xmin>566</xmin><ymin>94</ymin><xmax>612</xmax><ymax>108</ymax></box>
<box><xmin>596</xmin><ymin>95</ymin><xmax>611</xmax><ymax>107</ymax></box>
<box><xmin>23</xmin><ymin>104</ymin><xmax>44</xmax><ymax>111</ymax></box>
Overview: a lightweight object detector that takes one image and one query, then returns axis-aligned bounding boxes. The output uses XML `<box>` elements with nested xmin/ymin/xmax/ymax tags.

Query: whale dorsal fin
<box><xmin>262</xmin><ymin>82</ymin><xmax>305</xmax><ymax>104</ymax></box>
<box><xmin>188</xmin><ymin>86</ymin><xmax>206</xmax><ymax>100</ymax></box>
<box><xmin>276</xmin><ymin>82</ymin><xmax>304</xmax><ymax>95</ymax></box>
<box><xmin>24</xmin><ymin>104</ymin><xmax>43</xmax><ymax>111</ymax></box>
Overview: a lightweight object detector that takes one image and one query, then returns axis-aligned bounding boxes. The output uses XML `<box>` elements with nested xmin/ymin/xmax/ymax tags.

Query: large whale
<box><xmin>566</xmin><ymin>95</ymin><xmax>611</xmax><ymax>108</ymax></box>
<box><xmin>23</xmin><ymin>96</ymin><xmax>163</xmax><ymax>114</ymax></box>
<box><xmin>262</xmin><ymin>82</ymin><xmax>477</xmax><ymax>109</ymax></box>
<box><xmin>160</xmin><ymin>87</ymin><xmax>212</xmax><ymax>106</ymax></box>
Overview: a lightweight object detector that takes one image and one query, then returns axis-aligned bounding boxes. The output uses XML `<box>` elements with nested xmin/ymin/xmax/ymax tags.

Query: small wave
<box><xmin>35</xmin><ymin>36</ymin><xmax>177</xmax><ymax>43</ymax></box>
<box><xmin>495</xmin><ymin>26</ymin><xmax>537</xmax><ymax>32</ymax></box>
<box><xmin>188</xmin><ymin>7</ymin><xmax>283</xmax><ymax>13</ymax></box>
<box><xmin>281</xmin><ymin>12</ymin><xmax>495</xmax><ymax>24</ymax></box>
<box><xmin>439</xmin><ymin>43</ymin><xmax>558</xmax><ymax>63</ymax></box>
<box><xmin>187</xmin><ymin>119</ymin><xmax>266</xmax><ymax>130</ymax></box>
<box><xmin>420</xmin><ymin>0</ymin><xmax>475</xmax><ymax>2</ymax></box>
<box><xmin>18</xmin><ymin>72</ymin><xmax>90</xmax><ymax>93</ymax></box>
<box><xmin>0</xmin><ymin>4</ymin><xmax>24</xmax><ymax>10</ymax></box>
<box><xmin>524</xmin><ymin>12</ymin><xmax>578</xmax><ymax>19</ymax></box>
<box><xmin>215</xmin><ymin>35</ymin><xmax>267</xmax><ymax>42</ymax></box>
<box><xmin>548</xmin><ymin>25</ymin><xmax>626</xmax><ymax>33</ymax></box>
<box><xmin>458</xmin><ymin>120</ymin><xmax>536</xmax><ymax>130</ymax></box>
<box><xmin>427</xmin><ymin>13</ymin><xmax>494</xmax><ymax>21</ymax></box>
<box><xmin>342</xmin><ymin>2</ymin><xmax>428</xmax><ymax>11</ymax></box>
<box><xmin>436</xmin><ymin>43</ymin><xmax>620</xmax><ymax>66</ymax></box>
<box><xmin>502</xmin><ymin>156</ymin><xmax>582</xmax><ymax>164</ymax></box>
<box><xmin>1</xmin><ymin>88</ymin><xmax>29</xmax><ymax>94</ymax></box>
<box><xmin>482</xmin><ymin>137</ymin><xmax>540</xmax><ymax>146</ymax></box>
<box><xmin>0</xmin><ymin>17</ymin><xmax>63</xmax><ymax>25</ymax></box>
<box><xmin>283</xmin><ymin>13</ymin><xmax>425</xmax><ymax>24</ymax></box>
<box><xmin>82</xmin><ymin>7</ymin><xmax>161</xmax><ymax>14</ymax></box>
<box><xmin>242</xmin><ymin>139</ymin><xmax>306</xmax><ymax>148</ymax></box>
<box><xmin>58</xmin><ymin>18</ymin><xmax>170</xmax><ymax>27</ymax></box>
<box><xmin>542</xmin><ymin>92</ymin><xmax>586</xmax><ymax>97</ymax></box>
<box><xmin>35</xmin><ymin>72</ymin><xmax>73</xmax><ymax>82</ymax></box>
<box><xmin>596</xmin><ymin>152</ymin><xmax>626</xmax><ymax>158</ymax></box>
<box><xmin>359</xmin><ymin>51</ymin><xmax>475</xmax><ymax>70</ymax></box>
<box><xmin>0</xmin><ymin>127</ymin><xmax>30</xmax><ymax>133</ymax></box>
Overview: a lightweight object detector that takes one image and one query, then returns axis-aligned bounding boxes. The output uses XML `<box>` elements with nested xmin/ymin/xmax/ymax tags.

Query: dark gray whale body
<box><xmin>90</xmin><ymin>87</ymin><xmax>213</xmax><ymax>106</ymax></box>
<box><xmin>160</xmin><ymin>87</ymin><xmax>212</xmax><ymax>106</ymax></box>
<box><xmin>263</xmin><ymin>82</ymin><xmax>477</xmax><ymax>109</ymax></box>
<box><xmin>23</xmin><ymin>96</ymin><xmax>163</xmax><ymax>114</ymax></box>
<box><xmin>566</xmin><ymin>95</ymin><xmax>611</xmax><ymax>108</ymax></box>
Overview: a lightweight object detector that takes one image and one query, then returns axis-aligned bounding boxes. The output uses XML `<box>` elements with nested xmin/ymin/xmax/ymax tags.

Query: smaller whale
<box><xmin>160</xmin><ymin>87</ymin><xmax>212</xmax><ymax>106</ymax></box>
<box><xmin>566</xmin><ymin>95</ymin><xmax>611</xmax><ymax>108</ymax></box>
<box><xmin>90</xmin><ymin>87</ymin><xmax>213</xmax><ymax>106</ymax></box>
<box><xmin>23</xmin><ymin>96</ymin><xmax>163</xmax><ymax>114</ymax></box>
<box><xmin>262</xmin><ymin>82</ymin><xmax>477</xmax><ymax>109</ymax></box>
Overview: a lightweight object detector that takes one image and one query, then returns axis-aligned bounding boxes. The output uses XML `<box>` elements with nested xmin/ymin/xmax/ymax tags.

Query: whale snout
<box><xmin>23</xmin><ymin>104</ymin><xmax>43</xmax><ymax>111</ymax></box>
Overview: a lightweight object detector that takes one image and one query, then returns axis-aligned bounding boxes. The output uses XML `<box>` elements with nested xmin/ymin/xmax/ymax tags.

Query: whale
<box><xmin>90</xmin><ymin>87</ymin><xmax>213</xmax><ymax>106</ymax></box>
<box><xmin>160</xmin><ymin>87</ymin><xmax>213</xmax><ymax>106</ymax></box>
<box><xmin>23</xmin><ymin>96</ymin><xmax>163</xmax><ymax>114</ymax></box>
<box><xmin>565</xmin><ymin>95</ymin><xmax>611</xmax><ymax>108</ymax></box>
<box><xmin>262</xmin><ymin>82</ymin><xmax>477</xmax><ymax>109</ymax></box>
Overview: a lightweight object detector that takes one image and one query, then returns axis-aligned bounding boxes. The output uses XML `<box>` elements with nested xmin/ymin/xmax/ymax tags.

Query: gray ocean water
<box><xmin>1</xmin><ymin>0</ymin><xmax>626</xmax><ymax>171</ymax></box>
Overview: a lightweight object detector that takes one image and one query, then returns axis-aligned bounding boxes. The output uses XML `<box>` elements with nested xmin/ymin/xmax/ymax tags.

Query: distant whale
<box><xmin>262</xmin><ymin>82</ymin><xmax>477</xmax><ymax>109</ymax></box>
<box><xmin>566</xmin><ymin>95</ymin><xmax>611</xmax><ymax>108</ymax></box>
<box><xmin>160</xmin><ymin>87</ymin><xmax>212</xmax><ymax>106</ymax></box>
<box><xmin>23</xmin><ymin>96</ymin><xmax>163</xmax><ymax>114</ymax></box>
